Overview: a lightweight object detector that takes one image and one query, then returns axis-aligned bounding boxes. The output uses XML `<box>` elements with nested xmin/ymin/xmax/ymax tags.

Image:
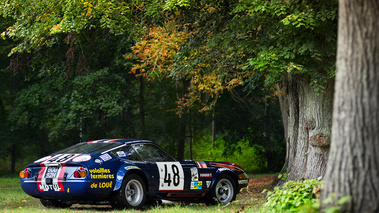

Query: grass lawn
<box><xmin>0</xmin><ymin>174</ymin><xmax>276</xmax><ymax>213</ymax></box>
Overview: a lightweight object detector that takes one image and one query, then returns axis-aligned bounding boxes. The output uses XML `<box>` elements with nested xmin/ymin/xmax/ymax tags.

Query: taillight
<box><xmin>73</xmin><ymin>167</ymin><xmax>87</xmax><ymax>178</ymax></box>
<box><xmin>74</xmin><ymin>170</ymin><xmax>80</xmax><ymax>178</ymax></box>
<box><xmin>20</xmin><ymin>168</ymin><xmax>31</xmax><ymax>179</ymax></box>
<box><xmin>79</xmin><ymin>170</ymin><xmax>87</xmax><ymax>177</ymax></box>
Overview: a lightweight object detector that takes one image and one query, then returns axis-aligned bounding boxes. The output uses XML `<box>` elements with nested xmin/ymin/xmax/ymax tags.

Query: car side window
<box><xmin>132</xmin><ymin>144</ymin><xmax>175</xmax><ymax>162</ymax></box>
<box><xmin>111</xmin><ymin>145</ymin><xmax>141</xmax><ymax>161</ymax></box>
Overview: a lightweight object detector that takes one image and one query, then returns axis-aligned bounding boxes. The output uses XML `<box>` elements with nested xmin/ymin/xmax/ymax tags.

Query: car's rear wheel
<box><xmin>206</xmin><ymin>174</ymin><xmax>236</xmax><ymax>205</ymax></box>
<box><xmin>111</xmin><ymin>174</ymin><xmax>147</xmax><ymax>209</ymax></box>
<box><xmin>40</xmin><ymin>199</ymin><xmax>72</xmax><ymax>208</ymax></box>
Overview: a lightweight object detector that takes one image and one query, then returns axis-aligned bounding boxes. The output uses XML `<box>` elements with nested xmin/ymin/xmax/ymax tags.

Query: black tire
<box><xmin>40</xmin><ymin>199</ymin><xmax>72</xmax><ymax>208</ymax></box>
<box><xmin>206</xmin><ymin>174</ymin><xmax>236</xmax><ymax>205</ymax></box>
<box><xmin>110</xmin><ymin>174</ymin><xmax>147</xmax><ymax>209</ymax></box>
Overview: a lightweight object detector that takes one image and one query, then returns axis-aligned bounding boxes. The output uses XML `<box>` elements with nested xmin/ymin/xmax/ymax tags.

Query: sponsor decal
<box><xmin>34</xmin><ymin>156</ymin><xmax>52</xmax><ymax>163</ymax></box>
<box><xmin>196</xmin><ymin>162</ymin><xmax>201</xmax><ymax>168</ymax></box>
<box><xmin>124</xmin><ymin>166</ymin><xmax>140</xmax><ymax>170</ymax></box>
<box><xmin>199</xmin><ymin>173</ymin><xmax>212</xmax><ymax>178</ymax></box>
<box><xmin>196</xmin><ymin>161</ymin><xmax>208</xmax><ymax>168</ymax></box>
<box><xmin>117</xmin><ymin>151</ymin><xmax>126</xmax><ymax>157</ymax></box>
<box><xmin>89</xmin><ymin>168</ymin><xmax>114</xmax><ymax>179</ymax></box>
<box><xmin>72</xmin><ymin>155</ymin><xmax>91</xmax><ymax>162</ymax></box>
<box><xmin>190</xmin><ymin>181</ymin><xmax>203</xmax><ymax>190</ymax></box>
<box><xmin>201</xmin><ymin>162</ymin><xmax>207</xmax><ymax>168</ymax></box>
<box><xmin>90</xmin><ymin>181</ymin><xmax>113</xmax><ymax>189</ymax></box>
<box><xmin>37</xmin><ymin>166</ymin><xmax>67</xmax><ymax>192</ymax></box>
<box><xmin>99</xmin><ymin>153</ymin><xmax>112</xmax><ymax>162</ymax></box>
<box><xmin>238</xmin><ymin>179</ymin><xmax>249</xmax><ymax>185</ymax></box>
<box><xmin>206</xmin><ymin>181</ymin><xmax>211</xmax><ymax>188</ymax></box>
<box><xmin>190</xmin><ymin>167</ymin><xmax>198</xmax><ymax>181</ymax></box>
<box><xmin>43</xmin><ymin>154</ymin><xmax>80</xmax><ymax>164</ymax></box>
<box><xmin>157</xmin><ymin>162</ymin><xmax>184</xmax><ymax>191</ymax></box>
<box><xmin>37</xmin><ymin>154</ymin><xmax>79</xmax><ymax>192</ymax></box>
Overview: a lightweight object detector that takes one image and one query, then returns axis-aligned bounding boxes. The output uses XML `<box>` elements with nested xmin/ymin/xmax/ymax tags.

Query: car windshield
<box><xmin>54</xmin><ymin>142</ymin><xmax>123</xmax><ymax>154</ymax></box>
<box><xmin>132</xmin><ymin>143</ymin><xmax>175</xmax><ymax>162</ymax></box>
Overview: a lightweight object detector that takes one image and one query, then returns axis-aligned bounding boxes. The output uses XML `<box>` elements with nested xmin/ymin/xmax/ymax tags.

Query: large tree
<box><xmin>1</xmin><ymin>0</ymin><xmax>338</xmax><ymax>179</ymax></box>
<box><xmin>322</xmin><ymin>0</ymin><xmax>379</xmax><ymax>212</ymax></box>
<box><xmin>242</xmin><ymin>0</ymin><xmax>338</xmax><ymax>181</ymax></box>
<box><xmin>127</xmin><ymin>0</ymin><xmax>338</xmax><ymax>179</ymax></box>
<box><xmin>161</xmin><ymin>0</ymin><xmax>338</xmax><ymax>181</ymax></box>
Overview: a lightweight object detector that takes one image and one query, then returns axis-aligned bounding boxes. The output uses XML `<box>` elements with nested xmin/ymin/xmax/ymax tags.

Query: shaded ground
<box><xmin>1</xmin><ymin>175</ymin><xmax>277</xmax><ymax>212</ymax></box>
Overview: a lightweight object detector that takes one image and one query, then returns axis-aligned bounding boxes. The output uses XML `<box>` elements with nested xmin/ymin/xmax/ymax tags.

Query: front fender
<box><xmin>210</xmin><ymin>168</ymin><xmax>238</xmax><ymax>189</ymax></box>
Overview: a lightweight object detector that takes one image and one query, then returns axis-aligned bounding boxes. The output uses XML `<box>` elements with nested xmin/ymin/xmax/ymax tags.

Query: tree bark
<box><xmin>177</xmin><ymin>78</ymin><xmax>191</xmax><ymax>159</ymax></box>
<box><xmin>278</xmin><ymin>73</ymin><xmax>334</xmax><ymax>182</ymax></box>
<box><xmin>10</xmin><ymin>143</ymin><xmax>16</xmax><ymax>173</ymax></box>
<box><xmin>139</xmin><ymin>76</ymin><xmax>146</xmax><ymax>139</ymax></box>
<box><xmin>321</xmin><ymin>0</ymin><xmax>379</xmax><ymax>212</ymax></box>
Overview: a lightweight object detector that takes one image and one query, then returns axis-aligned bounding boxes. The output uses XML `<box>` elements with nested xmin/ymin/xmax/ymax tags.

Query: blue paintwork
<box><xmin>20</xmin><ymin>139</ymin><xmax>249</xmax><ymax>203</ymax></box>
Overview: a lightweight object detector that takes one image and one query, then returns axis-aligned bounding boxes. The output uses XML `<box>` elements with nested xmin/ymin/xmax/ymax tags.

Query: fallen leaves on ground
<box><xmin>236</xmin><ymin>174</ymin><xmax>277</xmax><ymax>210</ymax></box>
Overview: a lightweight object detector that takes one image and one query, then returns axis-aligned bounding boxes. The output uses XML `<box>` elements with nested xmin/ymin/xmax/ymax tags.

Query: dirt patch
<box><xmin>235</xmin><ymin>174</ymin><xmax>277</xmax><ymax>209</ymax></box>
<box><xmin>246</xmin><ymin>175</ymin><xmax>276</xmax><ymax>194</ymax></box>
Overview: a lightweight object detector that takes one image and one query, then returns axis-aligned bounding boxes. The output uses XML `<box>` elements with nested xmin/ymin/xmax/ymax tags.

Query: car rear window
<box><xmin>54</xmin><ymin>142</ymin><xmax>123</xmax><ymax>154</ymax></box>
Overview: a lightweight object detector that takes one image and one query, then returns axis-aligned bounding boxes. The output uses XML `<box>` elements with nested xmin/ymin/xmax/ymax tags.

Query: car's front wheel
<box><xmin>111</xmin><ymin>174</ymin><xmax>147</xmax><ymax>209</ymax></box>
<box><xmin>207</xmin><ymin>174</ymin><xmax>236</xmax><ymax>205</ymax></box>
<box><xmin>40</xmin><ymin>199</ymin><xmax>72</xmax><ymax>208</ymax></box>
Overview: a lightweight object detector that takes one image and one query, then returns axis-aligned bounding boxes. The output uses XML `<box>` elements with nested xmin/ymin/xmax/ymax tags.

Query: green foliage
<box><xmin>192</xmin><ymin>135</ymin><xmax>267</xmax><ymax>173</ymax></box>
<box><xmin>0</xmin><ymin>0</ymin><xmax>140</xmax><ymax>54</ymax></box>
<box><xmin>235</xmin><ymin>0</ymin><xmax>337</xmax><ymax>92</ymax></box>
<box><xmin>1</xmin><ymin>0</ymin><xmax>292</xmax><ymax>176</ymax></box>
<box><xmin>263</xmin><ymin>179</ymin><xmax>323</xmax><ymax>212</ymax></box>
<box><xmin>294</xmin><ymin>194</ymin><xmax>351</xmax><ymax>213</ymax></box>
<box><xmin>277</xmin><ymin>170</ymin><xmax>289</xmax><ymax>181</ymax></box>
<box><xmin>163</xmin><ymin>0</ymin><xmax>193</xmax><ymax>11</ymax></box>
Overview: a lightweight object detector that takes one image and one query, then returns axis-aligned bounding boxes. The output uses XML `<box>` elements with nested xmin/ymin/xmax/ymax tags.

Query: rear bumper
<box><xmin>20</xmin><ymin>179</ymin><xmax>114</xmax><ymax>201</ymax></box>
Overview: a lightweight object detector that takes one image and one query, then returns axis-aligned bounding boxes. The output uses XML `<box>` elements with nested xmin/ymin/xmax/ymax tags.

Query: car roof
<box><xmin>85</xmin><ymin>139</ymin><xmax>152</xmax><ymax>145</ymax></box>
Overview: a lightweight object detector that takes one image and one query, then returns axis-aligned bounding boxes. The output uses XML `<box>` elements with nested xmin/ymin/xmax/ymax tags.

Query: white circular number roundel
<box><xmin>156</xmin><ymin>162</ymin><xmax>184</xmax><ymax>191</ymax></box>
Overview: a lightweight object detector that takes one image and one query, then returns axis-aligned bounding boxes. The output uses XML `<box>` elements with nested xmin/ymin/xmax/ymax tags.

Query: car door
<box><xmin>155</xmin><ymin>161</ymin><xmax>185</xmax><ymax>191</ymax></box>
<box><xmin>131</xmin><ymin>143</ymin><xmax>196</xmax><ymax>194</ymax></box>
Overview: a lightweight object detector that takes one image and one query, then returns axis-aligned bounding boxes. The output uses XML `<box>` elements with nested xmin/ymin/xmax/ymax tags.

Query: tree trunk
<box><xmin>177</xmin><ymin>119</ymin><xmax>186</xmax><ymax>159</ymax></box>
<box><xmin>10</xmin><ymin>144</ymin><xmax>16</xmax><ymax>173</ymax></box>
<box><xmin>39</xmin><ymin>129</ymin><xmax>50</xmax><ymax>156</ymax></box>
<box><xmin>321</xmin><ymin>0</ymin><xmax>379</xmax><ymax>212</ymax></box>
<box><xmin>278</xmin><ymin>73</ymin><xmax>334</xmax><ymax>182</ymax></box>
<box><xmin>139</xmin><ymin>76</ymin><xmax>146</xmax><ymax>139</ymax></box>
<box><xmin>176</xmin><ymin>78</ymin><xmax>191</xmax><ymax>159</ymax></box>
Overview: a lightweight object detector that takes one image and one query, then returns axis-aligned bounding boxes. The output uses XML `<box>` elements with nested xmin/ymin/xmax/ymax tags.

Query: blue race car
<box><xmin>19</xmin><ymin>139</ymin><xmax>249</xmax><ymax>209</ymax></box>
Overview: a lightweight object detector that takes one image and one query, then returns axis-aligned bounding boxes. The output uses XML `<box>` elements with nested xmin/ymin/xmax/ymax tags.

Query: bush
<box><xmin>191</xmin><ymin>135</ymin><xmax>267</xmax><ymax>173</ymax></box>
<box><xmin>263</xmin><ymin>179</ymin><xmax>323</xmax><ymax>212</ymax></box>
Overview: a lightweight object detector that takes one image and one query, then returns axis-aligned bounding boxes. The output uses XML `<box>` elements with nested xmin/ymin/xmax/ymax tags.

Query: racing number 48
<box><xmin>164</xmin><ymin>164</ymin><xmax>180</xmax><ymax>186</ymax></box>
<box><xmin>157</xmin><ymin>162</ymin><xmax>184</xmax><ymax>190</ymax></box>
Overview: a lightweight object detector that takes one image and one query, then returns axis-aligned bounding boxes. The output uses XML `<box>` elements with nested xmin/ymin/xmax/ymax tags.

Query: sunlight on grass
<box><xmin>0</xmin><ymin>177</ymin><xmax>20</xmax><ymax>188</ymax></box>
<box><xmin>0</xmin><ymin>187</ymin><xmax>40</xmax><ymax>211</ymax></box>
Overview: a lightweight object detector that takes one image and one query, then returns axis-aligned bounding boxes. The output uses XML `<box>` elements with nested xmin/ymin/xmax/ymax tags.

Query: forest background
<box><xmin>0</xmin><ymin>0</ymin><xmax>336</xmax><ymax>178</ymax></box>
<box><xmin>2</xmin><ymin>1</ymin><xmax>379</xmax><ymax>212</ymax></box>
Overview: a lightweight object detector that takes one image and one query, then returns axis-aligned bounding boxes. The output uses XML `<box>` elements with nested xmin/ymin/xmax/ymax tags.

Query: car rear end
<box><xmin>20</xmin><ymin>154</ymin><xmax>113</xmax><ymax>201</ymax></box>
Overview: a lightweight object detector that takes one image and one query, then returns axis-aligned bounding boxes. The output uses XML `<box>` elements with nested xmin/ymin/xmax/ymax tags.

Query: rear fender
<box><xmin>114</xmin><ymin>165</ymin><xmax>143</xmax><ymax>191</ymax></box>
